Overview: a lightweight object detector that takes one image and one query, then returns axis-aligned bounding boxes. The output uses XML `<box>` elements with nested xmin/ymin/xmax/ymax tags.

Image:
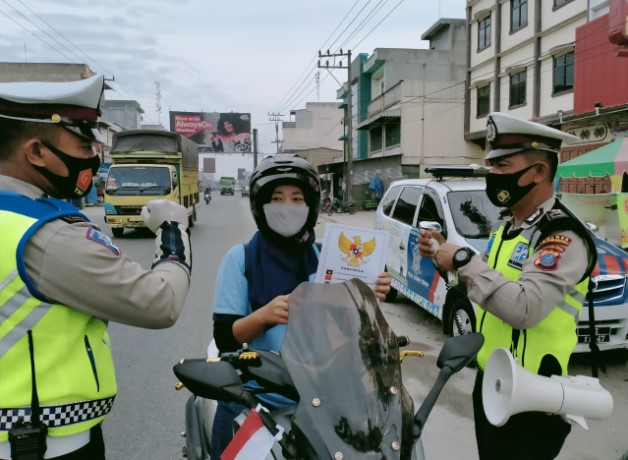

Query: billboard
<box><xmin>169</xmin><ymin>111</ymin><xmax>251</xmax><ymax>153</ymax></box>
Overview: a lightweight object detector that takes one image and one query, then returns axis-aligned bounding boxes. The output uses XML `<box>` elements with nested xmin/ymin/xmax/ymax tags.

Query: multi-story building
<box><xmin>101</xmin><ymin>99</ymin><xmax>144</xmax><ymax>131</ymax></box>
<box><xmin>323</xmin><ymin>18</ymin><xmax>484</xmax><ymax>208</ymax></box>
<box><xmin>465</xmin><ymin>0</ymin><xmax>628</xmax><ymax>158</ymax></box>
<box><xmin>282</xmin><ymin>101</ymin><xmax>344</xmax><ymax>164</ymax></box>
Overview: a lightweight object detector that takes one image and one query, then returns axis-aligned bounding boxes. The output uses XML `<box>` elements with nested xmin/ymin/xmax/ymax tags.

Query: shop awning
<box><xmin>356</xmin><ymin>108</ymin><xmax>401</xmax><ymax>130</ymax></box>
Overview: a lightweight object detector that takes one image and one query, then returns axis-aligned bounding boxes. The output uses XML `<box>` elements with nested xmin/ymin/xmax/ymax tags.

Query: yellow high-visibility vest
<box><xmin>476</xmin><ymin>224</ymin><xmax>589</xmax><ymax>374</ymax></box>
<box><xmin>0</xmin><ymin>193</ymin><xmax>117</xmax><ymax>442</ymax></box>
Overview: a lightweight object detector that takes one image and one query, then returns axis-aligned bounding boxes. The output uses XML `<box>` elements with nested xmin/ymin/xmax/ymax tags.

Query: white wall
<box><xmin>199</xmin><ymin>153</ymin><xmax>256</xmax><ymax>184</ymax></box>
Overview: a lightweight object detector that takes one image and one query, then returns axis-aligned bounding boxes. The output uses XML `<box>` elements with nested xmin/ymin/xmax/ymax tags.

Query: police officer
<box><xmin>419</xmin><ymin>112</ymin><xmax>596</xmax><ymax>460</ymax></box>
<box><xmin>0</xmin><ymin>75</ymin><xmax>192</xmax><ymax>459</ymax></box>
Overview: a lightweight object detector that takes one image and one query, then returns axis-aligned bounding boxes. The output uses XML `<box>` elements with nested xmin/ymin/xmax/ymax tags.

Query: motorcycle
<box><xmin>174</xmin><ymin>279</ymin><xmax>484</xmax><ymax>459</ymax></box>
<box><xmin>327</xmin><ymin>198</ymin><xmax>356</xmax><ymax>216</ymax></box>
<box><xmin>204</xmin><ymin>192</ymin><xmax>211</xmax><ymax>205</ymax></box>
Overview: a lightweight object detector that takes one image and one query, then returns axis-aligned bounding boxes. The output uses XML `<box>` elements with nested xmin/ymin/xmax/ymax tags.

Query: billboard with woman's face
<box><xmin>169</xmin><ymin>111</ymin><xmax>252</xmax><ymax>153</ymax></box>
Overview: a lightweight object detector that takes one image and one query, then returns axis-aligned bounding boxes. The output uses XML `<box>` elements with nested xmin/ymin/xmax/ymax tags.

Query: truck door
<box><xmin>406</xmin><ymin>190</ymin><xmax>446</xmax><ymax>306</ymax></box>
<box><xmin>387</xmin><ymin>186</ymin><xmax>422</xmax><ymax>280</ymax></box>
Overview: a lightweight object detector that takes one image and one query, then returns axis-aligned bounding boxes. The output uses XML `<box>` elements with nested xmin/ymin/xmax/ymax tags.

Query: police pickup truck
<box><xmin>375</xmin><ymin>165</ymin><xmax>628</xmax><ymax>353</ymax></box>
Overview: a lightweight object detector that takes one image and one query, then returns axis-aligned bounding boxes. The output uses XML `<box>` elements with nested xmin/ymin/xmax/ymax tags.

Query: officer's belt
<box><xmin>0</xmin><ymin>396</ymin><xmax>115</xmax><ymax>431</ymax></box>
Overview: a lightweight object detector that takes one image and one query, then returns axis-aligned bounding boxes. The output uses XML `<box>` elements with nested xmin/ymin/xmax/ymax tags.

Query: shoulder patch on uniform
<box><xmin>86</xmin><ymin>227</ymin><xmax>121</xmax><ymax>255</ymax></box>
<box><xmin>539</xmin><ymin>234</ymin><xmax>572</xmax><ymax>247</ymax></box>
<box><xmin>533</xmin><ymin>247</ymin><xmax>562</xmax><ymax>271</ymax></box>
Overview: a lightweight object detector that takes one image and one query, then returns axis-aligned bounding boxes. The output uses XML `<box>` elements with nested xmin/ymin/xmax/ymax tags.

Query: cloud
<box><xmin>0</xmin><ymin>0</ymin><xmax>466</xmax><ymax>151</ymax></box>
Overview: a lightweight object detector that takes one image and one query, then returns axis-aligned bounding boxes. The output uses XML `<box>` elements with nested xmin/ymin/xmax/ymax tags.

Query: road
<box><xmin>82</xmin><ymin>195</ymin><xmax>627</xmax><ymax>460</ymax></box>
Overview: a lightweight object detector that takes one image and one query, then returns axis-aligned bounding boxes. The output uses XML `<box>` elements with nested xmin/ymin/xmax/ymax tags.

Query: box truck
<box><xmin>104</xmin><ymin>130</ymin><xmax>199</xmax><ymax>237</ymax></box>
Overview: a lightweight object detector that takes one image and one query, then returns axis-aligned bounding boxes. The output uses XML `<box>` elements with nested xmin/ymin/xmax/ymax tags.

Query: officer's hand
<box><xmin>433</xmin><ymin>243</ymin><xmax>459</xmax><ymax>271</ymax></box>
<box><xmin>418</xmin><ymin>230</ymin><xmax>446</xmax><ymax>259</ymax></box>
<box><xmin>141</xmin><ymin>199</ymin><xmax>188</xmax><ymax>233</ymax></box>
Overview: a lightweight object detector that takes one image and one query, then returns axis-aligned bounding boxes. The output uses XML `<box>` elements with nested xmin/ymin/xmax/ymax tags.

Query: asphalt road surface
<box><xmin>82</xmin><ymin>196</ymin><xmax>627</xmax><ymax>460</ymax></box>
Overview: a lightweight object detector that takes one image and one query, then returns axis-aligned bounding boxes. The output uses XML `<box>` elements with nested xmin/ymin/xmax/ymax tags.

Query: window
<box><xmin>511</xmin><ymin>0</ymin><xmax>528</xmax><ymax>32</ymax></box>
<box><xmin>381</xmin><ymin>185</ymin><xmax>402</xmax><ymax>216</ymax></box>
<box><xmin>553</xmin><ymin>0</ymin><xmax>572</xmax><ymax>7</ymax></box>
<box><xmin>370</xmin><ymin>127</ymin><xmax>382</xmax><ymax>151</ymax></box>
<box><xmin>553</xmin><ymin>52</ymin><xmax>574</xmax><ymax>94</ymax></box>
<box><xmin>417</xmin><ymin>193</ymin><xmax>443</xmax><ymax>230</ymax></box>
<box><xmin>385</xmin><ymin>123</ymin><xmax>401</xmax><ymax>147</ymax></box>
<box><xmin>478</xmin><ymin>15</ymin><xmax>491</xmax><ymax>50</ymax></box>
<box><xmin>391</xmin><ymin>187</ymin><xmax>422</xmax><ymax>226</ymax></box>
<box><xmin>477</xmin><ymin>85</ymin><xmax>490</xmax><ymax>117</ymax></box>
<box><xmin>509</xmin><ymin>71</ymin><xmax>526</xmax><ymax>107</ymax></box>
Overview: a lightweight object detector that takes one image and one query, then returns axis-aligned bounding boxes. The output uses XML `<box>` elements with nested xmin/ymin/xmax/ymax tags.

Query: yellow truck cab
<box><xmin>104</xmin><ymin>130</ymin><xmax>199</xmax><ymax>237</ymax></box>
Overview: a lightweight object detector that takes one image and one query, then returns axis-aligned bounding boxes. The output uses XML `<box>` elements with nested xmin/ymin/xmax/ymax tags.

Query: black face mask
<box><xmin>485</xmin><ymin>163</ymin><xmax>538</xmax><ymax>208</ymax></box>
<box><xmin>34</xmin><ymin>141</ymin><xmax>100</xmax><ymax>199</ymax></box>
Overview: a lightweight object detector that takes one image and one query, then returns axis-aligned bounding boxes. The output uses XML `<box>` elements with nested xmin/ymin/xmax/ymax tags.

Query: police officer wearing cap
<box><xmin>419</xmin><ymin>112</ymin><xmax>597</xmax><ymax>459</ymax></box>
<box><xmin>0</xmin><ymin>75</ymin><xmax>192</xmax><ymax>459</ymax></box>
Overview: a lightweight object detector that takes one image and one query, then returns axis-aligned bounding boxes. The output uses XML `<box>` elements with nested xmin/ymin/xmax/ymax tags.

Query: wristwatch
<box><xmin>452</xmin><ymin>247</ymin><xmax>475</xmax><ymax>270</ymax></box>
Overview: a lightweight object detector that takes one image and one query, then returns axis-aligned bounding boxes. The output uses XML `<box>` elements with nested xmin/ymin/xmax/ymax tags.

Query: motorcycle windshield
<box><xmin>281</xmin><ymin>279</ymin><xmax>413</xmax><ymax>459</ymax></box>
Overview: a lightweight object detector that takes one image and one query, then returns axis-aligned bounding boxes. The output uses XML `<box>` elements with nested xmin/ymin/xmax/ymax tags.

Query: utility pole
<box><xmin>318</xmin><ymin>49</ymin><xmax>353</xmax><ymax>202</ymax></box>
<box><xmin>268</xmin><ymin>112</ymin><xmax>283</xmax><ymax>154</ymax></box>
<box><xmin>253</xmin><ymin>128</ymin><xmax>259</xmax><ymax>168</ymax></box>
<box><xmin>155</xmin><ymin>81</ymin><xmax>162</xmax><ymax>127</ymax></box>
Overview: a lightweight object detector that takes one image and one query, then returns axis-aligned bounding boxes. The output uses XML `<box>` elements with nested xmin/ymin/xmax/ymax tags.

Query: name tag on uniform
<box><xmin>507</xmin><ymin>242</ymin><xmax>529</xmax><ymax>270</ymax></box>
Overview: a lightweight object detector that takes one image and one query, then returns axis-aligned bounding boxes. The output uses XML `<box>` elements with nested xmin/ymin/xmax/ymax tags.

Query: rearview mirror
<box><xmin>437</xmin><ymin>333</ymin><xmax>484</xmax><ymax>373</ymax></box>
<box><xmin>173</xmin><ymin>360</ymin><xmax>248</xmax><ymax>404</ymax></box>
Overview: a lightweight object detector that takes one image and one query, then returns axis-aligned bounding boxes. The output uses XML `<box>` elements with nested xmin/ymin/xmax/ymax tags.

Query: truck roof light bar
<box><xmin>425</xmin><ymin>164</ymin><xmax>490</xmax><ymax>181</ymax></box>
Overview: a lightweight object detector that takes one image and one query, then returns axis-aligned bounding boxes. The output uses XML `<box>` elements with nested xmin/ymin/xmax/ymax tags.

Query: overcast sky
<box><xmin>0</xmin><ymin>0</ymin><xmax>466</xmax><ymax>153</ymax></box>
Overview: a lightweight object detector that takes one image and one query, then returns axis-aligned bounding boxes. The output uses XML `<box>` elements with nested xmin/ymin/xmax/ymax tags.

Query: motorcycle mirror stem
<box><xmin>412</xmin><ymin>333</ymin><xmax>484</xmax><ymax>440</ymax></box>
<box><xmin>412</xmin><ymin>366</ymin><xmax>454</xmax><ymax>440</ymax></box>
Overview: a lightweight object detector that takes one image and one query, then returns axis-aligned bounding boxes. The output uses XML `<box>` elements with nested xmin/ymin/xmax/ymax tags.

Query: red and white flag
<box><xmin>220</xmin><ymin>405</ymin><xmax>284</xmax><ymax>460</ymax></box>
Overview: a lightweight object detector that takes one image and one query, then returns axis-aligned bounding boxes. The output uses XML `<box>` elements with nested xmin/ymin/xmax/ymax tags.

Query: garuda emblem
<box><xmin>338</xmin><ymin>232</ymin><xmax>376</xmax><ymax>266</ymax></box>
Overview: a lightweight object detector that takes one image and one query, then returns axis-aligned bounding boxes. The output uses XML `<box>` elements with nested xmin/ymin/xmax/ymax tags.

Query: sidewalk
<box><xmin>315</xmin><ymin>209</ymin><xmax>376</xmax><ymax>241</ymax></box>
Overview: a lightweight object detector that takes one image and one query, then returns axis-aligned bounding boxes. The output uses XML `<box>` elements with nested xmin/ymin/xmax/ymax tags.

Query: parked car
<box><xmin>375</xmin><ymin>165</ymin><xmax>628</xmax><ymax>353</ymax></box>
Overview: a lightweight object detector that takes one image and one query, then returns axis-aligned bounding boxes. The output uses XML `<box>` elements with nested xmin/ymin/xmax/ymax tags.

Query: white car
<box><xmin>375</xmin><ymin>165</ymin><xmax>628</xmax><ymax>352</ymax></box>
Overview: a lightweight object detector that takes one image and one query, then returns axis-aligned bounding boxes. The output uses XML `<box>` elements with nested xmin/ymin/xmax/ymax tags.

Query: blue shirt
<box><xmin>212</xmin><ymin>243</ymin><xmax>320</xmax><ymax>408</ymax></box>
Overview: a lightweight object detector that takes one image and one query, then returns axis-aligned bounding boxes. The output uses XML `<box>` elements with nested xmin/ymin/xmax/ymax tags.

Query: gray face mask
<box><xmin>263</xmin><ymin>203</ymin><xmax>309</xmax><ymax>237</ymax></box>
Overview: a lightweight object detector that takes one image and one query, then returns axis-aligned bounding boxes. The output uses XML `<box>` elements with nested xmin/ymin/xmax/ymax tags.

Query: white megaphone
<box><xmin>482</xmin><ymin>347</ymin><xmax>613</xmax><ymax>430</ymax></box>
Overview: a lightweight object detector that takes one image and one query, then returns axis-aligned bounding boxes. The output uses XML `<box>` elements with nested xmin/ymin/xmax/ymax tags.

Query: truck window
<box><xmin>391</xmin><ymin>186</ymin><xmax>421</xmax><ymax>226</ymax></box>
<box><xmin>416</xmin><ymin>193</ymin><xmax>443</xmax><ymax>229</ymax></box>
<box><xmin>447</xmin><ymin>190</ymin><xmax>499</xmax><ymax>238</ymax></box>
<box><xmin>106</xmin><ymin>167</ymin><xmax>171</xmax><ymax>195</ymax></box>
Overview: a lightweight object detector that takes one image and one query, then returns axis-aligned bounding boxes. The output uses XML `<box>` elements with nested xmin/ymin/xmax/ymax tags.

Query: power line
<box><xmin>270</xmin><ymin>0</ymin><xmax>362</xmax><ymax>113</ymax></box>
<box><xmin>0</xmin><ymin>7</ymin><xmax>77</xmax><ymax>63</ymax></box>
<box><xmin>13</xmin><ymin>0</ymin><xmax>116</xmax><ymax>78</ymax></box>
<box><xmin>2</xmin><ymin>0</ymin><xmax>135</xmax><ymax>101</ymax></box>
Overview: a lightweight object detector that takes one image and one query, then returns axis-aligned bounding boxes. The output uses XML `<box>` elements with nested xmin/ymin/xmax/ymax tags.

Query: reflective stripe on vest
<box><xmin>0</xmin><ymin>396</ymin><xmax>115</xmax><ymax>431</ymax></box>
<box><xmin>0</xmin><ymin>198</ymin><xmax>117</xmax><ymax>442</ymax></box>
<box><xmin>476</xmin><ymin>225</ymin><xmax>588</xmax><ymax>374</ymax></box>
<box><xmin>0</xmin><ymin>280</ymin><xmax>52</xmax><ymax>359</ymax></box>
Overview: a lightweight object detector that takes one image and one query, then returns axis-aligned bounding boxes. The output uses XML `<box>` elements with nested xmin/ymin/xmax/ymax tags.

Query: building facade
<box><xmin>465</xmin><ymin>0</ymin><xmax>627</xmax><ymax>157</ymax></box>
<box><xmin>101</xmin><ymin>100</ymin><xmax>144</xmax><ymax>131</ymax></box>
<box><xmin>329</xmin><ymin>18</ymin><xmax>484</xmax><ymax>209</ymax></box>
